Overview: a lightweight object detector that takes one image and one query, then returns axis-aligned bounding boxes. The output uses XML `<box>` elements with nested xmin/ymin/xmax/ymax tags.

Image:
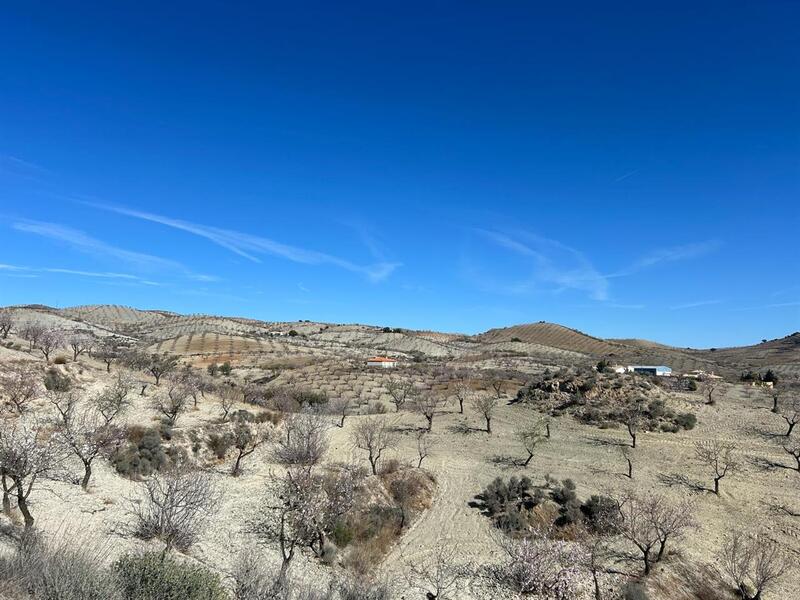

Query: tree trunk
<box><xmin>642</xmin><ymin>548</ymin><xmax>651</xmax><ymax>575</ymax></box>
<box><xmin>417</xmin><ymin>455</ymin><xmax>424</xmax><ymax>468</ymax></box>
<box><xmin>106</xmin><ymin>361</ymin><xmax>112</xmax><ymax>373</ymax></box>
<box><xmin>626</xmin><ymin>458</ymin><xmax>633</xmax><ymax>479</ymax></box>
<box><xmin>656</xmin><ymin>538</ymin><xmax>667</xmax><ymax>561</ymax></box>
<box><xmin>16</xmin><ymin>483</ymin><xmax>33</xmax><ymax>529</ymax></box>
<box><xmin>426</xmin><ymin>416</ymin><xmax>433</xmax><ymax>432</ymax></box>
<box><xmin>772</xmin><ymin>395</ymin><xmax>779</xmax><ymax>413</ymax></box>
<box><xmin>233</xmin><ymin>451</ymin><xmax>244</xmax><ymax>476</ymax></box>
<box><xmin>339</xmin><ymin>413</ymin><xmax>346</xmax><ymax>428</ymax></box>
<box><xmin>81</xmin><ymin>461</ymin><xmax>92</xmax><ymax>490</ymax></box>
<box><xmin>458</xmin><ymin>399</ymin><xmax>464</xmax><ymax>414</ymax></box>
<box><xmin>369</xmin><ymin>456</ymin><xmax>378</xmax><ymax>475</ymax></box>
<box><xmin>545</xmin><ymin>422</ymin><xmax>551</xmax><ymax>438</ymax></box>
<box><xmin>592</xmin><ymin>569</ymin><xmax>602</xmax><ymax>600</ymax></box>
<box><xmin>486</xmin><ymin>417</ymin><xmax>492</xmax><ymax>434</ymax></box>
<box><xmin>523</xmin><ymin>451</ymin><xmax>533</xmax><ymax>467</ymax></box>
<box><xmin>714</xmin><ymin>476</ymin><xmax>720</xmax><ymax>495</ymax></box>
<box><xmin>630</xmin><ymin>431</ymin><xmax>637</xmax><ymax>449</ymax></box>
<box><xmin>786</xmin><ymin>421</ymin><xmax>796</xmax><ymax>437</ymax></box>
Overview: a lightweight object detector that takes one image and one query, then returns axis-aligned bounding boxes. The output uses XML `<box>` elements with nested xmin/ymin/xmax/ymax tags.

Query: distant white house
<box><xmin>366</xmin><ymin>356</ymin><xmax>398</xmax><ymax>368</ymax></box>
<box><xmin>626</xmin><ymin>365</ymin><xmax>672</xmax><ymax>376</ymax></box>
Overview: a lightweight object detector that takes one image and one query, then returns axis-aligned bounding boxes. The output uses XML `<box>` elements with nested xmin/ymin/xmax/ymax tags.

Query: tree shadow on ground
<box><xmin>488</xmin><ymin>454</ymin><xmax>526</xmax><ymax>469</ymax></box>
<box><xmin>741</xmin><ymin>423</ymin><xmax>787</xmax><ymax>443</ymax></box>
<box><xmin>657</xmin><ymin>472</ymin><xmax>709</xmax><ymax>494</ymax></box>
<box><xmin>447</xmin><ymin>423</ymin><xmax>484</xmax><ymax>435</ymax></box>
<box><xmin>585</xmin><ymin>435</ymin><xmax>629</xmax><ymax>448</ymax></box>
<box><xmin>750</xmin><ymin>455</ymin><xmax>795</xmax><ymax>473</ymax></box>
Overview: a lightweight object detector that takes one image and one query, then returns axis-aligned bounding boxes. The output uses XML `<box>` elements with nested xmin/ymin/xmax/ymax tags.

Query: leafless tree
<box><xmin>0</xmin><ymin>419</ymin><xmax>66</xmax><ymax>528</ymax></box>
<box><xmin>695</xmin><ymin>440</ymin><xmax>739</xmax><ymax>494</ymax></box>
<box><xmin>218</xmin><ymin>385</ymin><xmax>242</xmax><ymax>422</ymax></box>
<box><xmin>488</xmin><ymin>371</ymin><xmax>507</xmax><ymax>399</ymax></box>
<box><xmin>68</xmin><ymin>332</ymin><xmax>92</xmax><ymax>362</ymax></box>
<box><xmin>417</xmin><ymin>393</ymin><xmax>446</xmax><ymax>432</ymax></box>
<box><xmin>92</xmin><ymin>372</ymin><xmax>135</xmax><ymax>425</ymax></box>
<box><xmin>351</xmin><ymin>416</ymin><xmax>397</xmax><ymax>475</ymax></box>
<box><xmin>611</xmin><ymin>491</ymin><xmax>695</xmax><ymax>575</ymax></box>
<box><xmin>58</xmin><ymin>406</ymin><xmax>125</xmax><ymax>489</ymax></box>
<box><xmin>621</xmin><ymin>445</ymin><xmax>634</xmax><ymax>479</ymax></box>
<box><xmin>451</xmin><ymin>380</ymin><xmax>472</xmax><ymax>414</ymax></box>
<box><xmin>405</xmin><ymin>544</ymin><xmax>462</xmax><ymax>599</ymax></box>
<box><xmin>328</xmin><ymin>397</ymin><xmax>350</xmax><ymax>427</ymax></box>
<box><xmin>472</xmin><ymin>394</ymin><xmax>499</xmax><ymax>434</ymax></box>
<box><xmin>416</xmin><ymin>430</ymin><xmax>434</xmax><ymax>468</ymax></box>
<box><xmin>18</xmin><ymin>321</ymin><xmax>46</xmax><ymax>352</ymax></box>
<box><xmin>385</xmin><ymin>379</ymin><xmax>415</xmax><ymax>412</ymax></box>
<box><xmin>782</xmin><ymin>440</ymin><xmax>800</xmax><ymax>472</ymax></box>
<box><xmin>0</xmin><ymin>310</ymin><xmax>13</xmax><ymax>339</ymax></box>
<box><xmin>0</xmin><ymin>364</ymin><xmax>41</xmax><ymax>414</ymax></box>
<box><xmin>231</xmin><ymin>421</ymin><xmax>272</xmax><ymax>476</ymax></box>
<box><xmin>130</xmin><ymin>464</ymin><xmax>219</xmax><ymax>554</ymax></box>
<box><xmin>47</xmin><ymin>388</ymin><xmax>80</xmax><ymax>426</ymax></box>
<box><xmin>273</xmin><ymin>412</ymin><xmax>330</xmax><ymax>469</ymax></box>
<box><xmin>250</xmin><ymin>467</ymin><xmax>356</xmax><ymax>587</ymax></box>
<box><xmin>95</xmin><ymin>337</ymin><xmax>124</xmax><ymax>372</ymax></box>
<box><xmin>778</xmin><ymin>396</ymin><xmax>800</xmax><ymax>437</ymax></box>
<box><xmin>150</xmin><ymin>381</ymin><xmax>192</xmax><ymax>426</ymax></box>
<box><xmin>624</xmin><ymin>398</ymin><xmax>646</xmax><ymax>448</ymax></box>
<box><xmin>517</xmin><ymin>418</ymin><xmax>548</xmax><ymax>467</ymax></box>
<box><xmin>702</xmin><ymin>377</ymin><xmax>720</xmax><ymax>405</ymax></box>
<box><xmin>37</xmin><ymin>329</ymin><xmax>65</xmax><ymax>363</ymax></box>
<box><xmin>720</xmin><ymin>530</ymin><xmax>789</xmax><ymax>600</ymax></box>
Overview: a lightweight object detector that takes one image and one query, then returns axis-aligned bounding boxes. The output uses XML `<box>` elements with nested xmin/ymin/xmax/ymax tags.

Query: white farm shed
<box><xmin>366</xmin><ymin>356</ymin><xmax>398</xmax><ymax>368</ymax></box>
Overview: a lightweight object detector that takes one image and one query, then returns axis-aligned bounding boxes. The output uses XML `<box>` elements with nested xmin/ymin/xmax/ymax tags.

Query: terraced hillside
<box><xmin>478</xmin><ymin>322</ymin><xmax>622</xmax><ymax>355</ymax></box>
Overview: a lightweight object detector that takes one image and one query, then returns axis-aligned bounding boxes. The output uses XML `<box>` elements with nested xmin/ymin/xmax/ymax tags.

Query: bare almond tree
<box><xmin>95</xmin><ymin>337</ymin><xmax>124</xmax><ymax>372</ymax></box>
<box><xmin>720</xmin><ymin>530</ymin><xmax>789</xmax><ymax>600</ymax></box>
<box><xmin>47</xmin><ymin>388</ymin><xmax>80</xmax><ymax>426</ymax></box>
<box><xmin>37</xmin><ymin>329</ymin><xmax>65</xmax><ymax>363</ymax></box>
<box><xmin>130</xmin><ymin>464</ymin><xmax>219</xmax><ymax>554</ymax></box>
<box><xmin>782</xmin><ymin>441</ymin><xmax>800</xmax><ymax>472</ymax></box>
<box><xmin>695</xmin><ymin>440</ymin><xmax>739</xmax><ymax>494</ymax></box>
<box><xmin>406</xmin><ymin>544</ymin><xmax>462</xmax><ymax>599</ymax></box>
<box><xmin>0</xmin><ymin>310</ymin><xmax>13</xmax><ymax>339</ymax></box>
<box><xmin>417</xmin><ymin>393</ymin><xmax>446</xmax><ymax>432</ymax></box>
<box><xmin>68</xmin><ymin>332</ymin><xmax>92</xmax><ymax>362</ymax></box>
<box><xmin>327</xmin><ymin>397</ymin><xmax>350</xmax><ymax>427</ymax></box>
<box><xmin>218</xmin><ymin>385</ymin><xmax>242</xmax><ymax>422</ymax></box>
<box><xmin>386</xmin><ymin>379</ymin><xmax>415</xmax><ymax>412</ymax></box>
<box><xmin>778</xmin><ymin>396</ymin><xmax>800</xmax><ymax>437</ymax></box>
<box><xmin>18</xmin><ymin>321</ymin><xmax>46</xmax><ymax>352</ymax></box>
<box><xmin>517</xmin><ymin>418</ymin><xmax>548</xmax><ymax>467</ymax></box>
<box><xmin>451</xmin><ymin>380</ymin><xmax>472</xmax><ymax>414</ymax></box>
<box><xmin>472</xmin><ymin>394</ymin><xmax>499</xmax><ymax>434</ymax></box>
<box><xmin>58</xmin><ymin>406</ymin><xmax>125</xmax><ymax>489</ymax></box>
<box><xmin>612</xmin><ymin>491</ymin><xmax>695</xmax><ymax>575</ymax></box>
<box><xmin>351</xmin><ymin>416</ymin><xmax>397</xmax><ymax>475</ymax></box>
<box><xmin>416</xmin><ymin>430</ymin><xmax>434</xmax><ymax>468</ymax></box>
<box><xmin>92</xmin><ymin>373</ymin><xmax>135</xmax><ymax>425</ymax></box>
<box><xmin>0</xmin><ymin>364</ymin><xmax>41</xmax><ymax>414</ymax></box>
<box><xmin>702</xmin><ymin>377</ymin><xmax>720</xmax><ymax>405</ymax></box>
<box><xmin>273</xmin><ymin>412</ymin><xmax>329</xmax><ymax>469</ymax></box>
<box><xmin>151</xmin><ymin>381</ymin><xmax>192</xmax><ymax>426</ymax></box>
<box><xmin>0</xmin><ymin>419</ymin><xmax>65</xmax><ymax>529</ymax></box>
<box><xmin>624</xmin><ymin>398</ymin><xmax>646</xmax><ymax>448</ymax></box>
<box><xmin>231</xmin><ymin>422</ymin><xmax>272</xmax><ymax>476</ymax></box>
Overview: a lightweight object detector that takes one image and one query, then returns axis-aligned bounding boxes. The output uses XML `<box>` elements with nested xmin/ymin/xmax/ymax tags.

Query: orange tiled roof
<box><xmin>366</xmin><ymin>356</ymin><xmax>396</xmax><ymax>362</ymax></box>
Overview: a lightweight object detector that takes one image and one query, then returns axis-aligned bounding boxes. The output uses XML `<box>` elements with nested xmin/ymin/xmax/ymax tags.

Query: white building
<box><xmin>626</xmin><ymin>365</ymin><xmax>672</xmax><ymax>376</ymax></box>
<box><xmin>366</xmin><ymin>356</ymin><xmax>398</xmax><ymax>368</ymax></box>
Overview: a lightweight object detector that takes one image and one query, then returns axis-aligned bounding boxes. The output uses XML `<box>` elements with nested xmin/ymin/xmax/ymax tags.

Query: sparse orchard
<box><xmin>385</xmin><ymin>379</ymin><xmax>415</xmax><ymax>412</ymax></box>
<box><xmin>37</xmin><ymin>329</ymin><xmax>65</xmax><ymax>363</ymax></box>
<box><xmin>695</xmin><ymin>440</ymin><xmax>739</xmax><ymax>494</ymax></box>
<box><xmin>0</xmin><ymin>364</ymin><xmax>41</xmax><ymax>414</ymax></box>
<box><xmin>417</xmin><ymin>393</ymin><xmax>446</xmax><ymax>432</ymax></box>
<box><xmin>351</xmin><ymin>416</ymin><xmax>397</xmax><ymax>475</ymax></box>
<box><xmin>0</xmin><ymin>310</ymin><xmax>13</xmax><ymax>339</ymax></box>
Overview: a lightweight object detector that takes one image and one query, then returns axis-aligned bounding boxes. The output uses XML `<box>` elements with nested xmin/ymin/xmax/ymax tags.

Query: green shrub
<box><xmin>53</xmin><ymin>355</ymin><xmax>68</xmax><ymax>365</ymax></box>
<box><xmin>112</xmin><ymin>428</ymin><xmax>168</xmax><ymax>478</ymax></box>
<box><xmin>43</xmin><ymin>368</ymin><xmax>72</xmax><ymax>391</ymax></box>
<box><xmin>206</xmin><ymin>432</ymin><xmax>234</xmax><ymax>459</ymax></box>
<box><xmin>332</xmin><ymin>520</ymin><xmax>354</xmax><ymax>547</ymax></box>
<box><xmin>675</xmin><ymin>412</ymin><xmax>697</xmax><ymax>430</ymax></box>
<box><xmin>113</xmin><ymin>552</ymin><xmax>228</xmax><ymax>600</ymax></box>
<box><xmin>219</xmin><ymin>362</ymin><xmax>232</xmax><ymax>376</ymax></box>
<box><xmin>623</xmin><ymin>582</ymin><xmax>649</xmax><ymax>600</ymax></box>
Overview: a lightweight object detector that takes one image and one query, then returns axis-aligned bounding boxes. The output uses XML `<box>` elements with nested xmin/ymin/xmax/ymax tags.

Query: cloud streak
<box><xmin>0</xmin><ymin>263</ymin><xmax>161</xmax><ymax>285</ymax></box>
<box><xmin>670</xmin><ymin>299</ymin><xmax>723</xmax><ymax>310</ymax></box>
<box><xmin>85</xmin><ymin>203</ymin><xmax>401</xmax><ymax>282</ymax></box>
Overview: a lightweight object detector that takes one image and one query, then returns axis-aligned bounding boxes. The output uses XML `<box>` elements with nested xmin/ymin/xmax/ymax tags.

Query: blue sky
<box><xmin>1</xmin><ymin>2</ymin><xmax>798</xmax><ymax>347</ymax></box>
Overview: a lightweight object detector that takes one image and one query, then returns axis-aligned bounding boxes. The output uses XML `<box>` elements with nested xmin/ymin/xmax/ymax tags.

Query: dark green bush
<box><xmin>207</xmin><ymin>432</ymin><xmax>234</xmax><ymax>459</ymax></box>
<box><xmin>675</xmin><ymin>412</ymin><xmax>697</xmax><ymax>430</ymax></box>
<box><xmin>113</xmin><ymin>552</ymin><xmax>228</xmax><ymax>600</ymax></box>
<box><xmin>43</xmin><ymin>368</ymin><xmax>71</xmax><ymax>391</ymax></box>
<box><xmin>112</xmin><ymin>428</ymin><xmax>168</xmax><ymax>478</ymax></box>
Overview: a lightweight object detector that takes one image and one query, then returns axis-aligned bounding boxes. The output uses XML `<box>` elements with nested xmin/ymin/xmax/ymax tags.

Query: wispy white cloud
<box><xmin>0</xmin><ymin>263</ymin><xmax>161</xmax><ymax>285</ymax></box>
<box><xmin>472</xmin><ymin>230</ymin><xmax>721</xmax><ymax>304</ymax></box>
<box><xmin>13</xmin><ymin>220</ymin><xmax>183</xmax><ymax>271</ymax></box>
<box><xmin>474</xmin><ymin>229</ymin><xmax>610</xmax><ymax>301</ymax></box>
<box><xmin>614</xmin><ymin>169</ymin><xmax>639</xmax><ymax>182</ymax></box>
<box><xmin>85</xmin><ymin>202</ymin><xmax>401</xmax><ymax>282</ymax></box>
<box><xmin>11</xmin><ymin>220</ymin><xmax>216</xmax><ymax>282</ymax></box>
<box><xmin>610</xmin><ymin>240</ymin><xmax>722</xmax><ymax>277</ymax></box>
<box><xmin>670</xmin><ymin>299</ymin><xmax>723</xmax><ymax>310</ymax></box>
<box><xmin>734</xmin><ymin>301</ymin><xmax>800</xmax><ymax>311</ymax></box>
